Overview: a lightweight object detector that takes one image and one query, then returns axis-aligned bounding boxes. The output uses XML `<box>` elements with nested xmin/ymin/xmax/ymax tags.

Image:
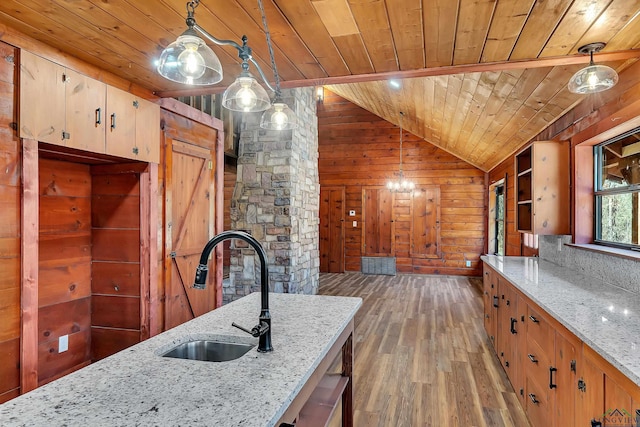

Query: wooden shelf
<box><xmin>517</xmin><ymin>168</ymin><xmax>532</xmax><ymax>177</ymax></box>
<box><xmin>518</xmin><ymin>200</ymin><xmax>532</xmax><ymax>205</ymax></box>
<box><xmin>297</xmin><ymin>374</ymin><xmax>349</xmax><ymax>427</ymax></box>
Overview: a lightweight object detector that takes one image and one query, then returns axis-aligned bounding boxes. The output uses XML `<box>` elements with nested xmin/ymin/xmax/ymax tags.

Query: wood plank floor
<box><xmin>319</xmin><ymin>273</ymin><xmax>530</xmax><ymax>427</ymax></box>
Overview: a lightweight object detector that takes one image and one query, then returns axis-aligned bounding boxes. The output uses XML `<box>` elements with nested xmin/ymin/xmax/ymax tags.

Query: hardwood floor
<box><xmin>318</xmin><ymin>273</ymin><xmax>530</xmax><ymax>427</ymax></box>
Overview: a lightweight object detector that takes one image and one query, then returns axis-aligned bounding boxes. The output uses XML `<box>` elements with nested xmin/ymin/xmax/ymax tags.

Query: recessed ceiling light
<box><xmin>389</xmin><ymin>80</ymin><xmax>401</xmax><ymax>89</ymax></box>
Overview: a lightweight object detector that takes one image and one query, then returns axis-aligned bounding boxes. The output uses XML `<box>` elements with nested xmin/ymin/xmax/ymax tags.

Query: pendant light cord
<box><xmin>257</xmin><ymin>0</ymin><xmax>281</xmax><ymax>98</ymax></box>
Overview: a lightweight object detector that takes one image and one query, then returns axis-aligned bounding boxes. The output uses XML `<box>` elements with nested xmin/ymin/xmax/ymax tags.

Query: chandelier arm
<box><xmin>192</xmin><ymin>23</ymin><xmax>244</xmax><ymax>52</ymax></box>
<box><xmin>249</xmin><ymin>57</ymin><xmax>276</xmax><ymax>93</ymax></box>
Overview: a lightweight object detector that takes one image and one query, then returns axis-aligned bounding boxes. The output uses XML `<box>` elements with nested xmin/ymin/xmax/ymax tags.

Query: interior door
<box><xmin>319</xmin><ymin>186</ymin><xmax>344</xmax><ymax>273</ymax></box>
<box><xmin>410</xmin><ymin>186</ymin><xmax>440</xmax><ymax>258</ymax></box>
<box><xmin>362</xmin><ymin>187</ymin><xmax>393</xmax><ymax>256</ymax></box>
<box><xmin>164</xmin><ymin>138</ymin><xmax>216</xmax><ymax>330</ymax></box>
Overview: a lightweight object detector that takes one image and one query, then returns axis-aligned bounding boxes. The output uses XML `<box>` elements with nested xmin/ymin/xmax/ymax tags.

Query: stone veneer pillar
<box><xmin>226</xmin><ymin>87</ymin><xmax>319</xmax><ymax>303</ymax></box>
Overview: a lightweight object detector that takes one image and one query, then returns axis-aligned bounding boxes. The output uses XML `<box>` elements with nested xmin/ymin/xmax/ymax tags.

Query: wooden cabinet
<box><xmin>19</xmin><ymin>50</ymin><xmax>159</xmax><ymax>163</ymax></box>
<box><xmin>482</xmin><ymin>262</ymin><xmax>640</xmax><ymax>427</ymax></box>
<box><xmin>106</xmin><ymin>86</ymin><xmax>159</xmax><ymax>163</ymax></box>
<box><xmin>514</xmin><ymin>141</ymin><xmax>569</xmax><ymax>234</ymax></box>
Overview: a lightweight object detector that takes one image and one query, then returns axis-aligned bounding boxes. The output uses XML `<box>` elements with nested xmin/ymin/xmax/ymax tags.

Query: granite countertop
<box><xmin>0</xmin><ymin>292</ymin><xmax>362</xmax><ymax>427</ymax></box>
<box><xmin>482</xmin><ymin>255</ymin><xmax>640</xmax><ymax>386</ymax></box>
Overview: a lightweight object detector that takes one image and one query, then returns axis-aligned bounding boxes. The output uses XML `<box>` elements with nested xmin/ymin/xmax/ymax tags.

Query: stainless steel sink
<box><xmin>162</xmin><ymin>340</ymin><xmax>254</xmax><ymax>362</ymax></box>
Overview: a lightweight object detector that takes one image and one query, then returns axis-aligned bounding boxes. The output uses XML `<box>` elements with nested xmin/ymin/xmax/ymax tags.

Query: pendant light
<box><xmin>387</xmin><ymin>112</ymin><xmax>415</xmax><ymax>192</ymax></box>
<box><xmin>568</xmin><ymin>42</ymin><xmax>618</xmax><ymax>94</ymax></box>
<box><xmin>157</xmin><ymin>0</ymin><xmax>297</xmax><ymax>125</ymax></box>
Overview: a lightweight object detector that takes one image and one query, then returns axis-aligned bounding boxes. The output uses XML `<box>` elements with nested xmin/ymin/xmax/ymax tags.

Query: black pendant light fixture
<box><xmin>568</xmin><ymin>42</ymin><xmax>619</xmax><ymax>94</ymax></box>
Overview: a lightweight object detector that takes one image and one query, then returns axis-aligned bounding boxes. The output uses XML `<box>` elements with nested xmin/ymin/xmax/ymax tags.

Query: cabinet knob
<box><xmin>578</xmin><ymin>378</ymin><xmax>586</xmax><ymax>392</ymax></box>
<box><xmin>132</xmin><ymin>147</ymin><xmax>139</xmax><ymax>155</ymax></box>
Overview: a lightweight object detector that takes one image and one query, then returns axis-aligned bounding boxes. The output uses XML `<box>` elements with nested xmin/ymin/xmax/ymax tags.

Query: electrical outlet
<box><xmin>465</xmin><ymin>260</ymin><xmax>472</xmax><ymax>268</ymax></box>
<box><xmin>349</xmin><ymin>210</ymin><xmax>356</xmax><ymax>216</ymax></box>
<box><xmin>59</xmin><ymin>335</ymin><xmax>68</xmax><ymax>353</ymax></box>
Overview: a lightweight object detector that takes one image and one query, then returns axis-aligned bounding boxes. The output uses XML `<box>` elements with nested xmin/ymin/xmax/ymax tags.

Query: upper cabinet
<box><xmin>19</xmin><ymin>51</ymin><xmax>159</xmax><ymax>163</ymax></box>
<box><xmin>515</xmin><ymin>141</ymin><xmax>569</xmax><ymax>235</ymax></box>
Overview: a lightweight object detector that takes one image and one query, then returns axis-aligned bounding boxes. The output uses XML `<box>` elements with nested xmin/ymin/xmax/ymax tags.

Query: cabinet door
<box><xmin>65</xmin><ymin>69</ymin><xmax>106</xmax><ymax>153</ymax></box>
<box><xmin>575</xmin><ymin>349</ymin><xmax>604</xmax><ymax>427</ymax></box>
<box><xmin>498</xmin><ymin>279</ymin><xmax>518</xmax><ymax>385</ymax></box>
<box><xmin>105</xmin><ymin>86</ymin><xmax>136</xmax><ymax>159</ymax></box>
<box><xmin>483</xmin><ymin>266</ymin><xmax>498</xmax><ymax>349</ymax></box>
<box><xmin>554</xmin><ymin>332</ymin><xmax>577</xmax><ymax>427</ymax></box>
<box><xmin>134</xmin><ymin>98</ymin><xmax>160</xmax><ymax>163</ymax></box>
<box><xmin>19</xmin><ymin>51</ymin><xmax>65</xmax><ymax>144</ymax></box>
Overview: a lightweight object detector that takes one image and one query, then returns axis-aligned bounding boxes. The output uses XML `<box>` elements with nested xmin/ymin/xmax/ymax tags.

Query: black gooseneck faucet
<box><xmin>193</xmin><ymin>230</ymin><xmax>273</xmax><ymax>353</ymax></box>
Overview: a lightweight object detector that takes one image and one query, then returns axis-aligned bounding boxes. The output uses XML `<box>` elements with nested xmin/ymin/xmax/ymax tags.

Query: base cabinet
<box><xmin>483</xmin><ymin>262</ymin><xmax>639</xmax><ymax>427</ymax></box>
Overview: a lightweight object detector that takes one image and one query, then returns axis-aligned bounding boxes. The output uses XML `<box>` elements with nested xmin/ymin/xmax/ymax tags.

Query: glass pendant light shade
<box><xmin>567</xmin><ymin>42</ymin><xmax>618</xmax><ymax>94</ymax></box>
<box><xmin>568</xmin><ymin>64</ymin><xmax>618</xmax><ymax>94</ymax></box>
<box><xmin>157</xmin><ymin>30</ymin><xmax>223</xmax><ymax>85</ymax></box>
<box><xmin>222</xmin><ymin>73</ymin><xmax>271</xmax><ymax>112</ymax></box>
<box><xmin>260</xmin><ymin>102</ymin><xmax>297</xmax><ymax>130</ymax></box>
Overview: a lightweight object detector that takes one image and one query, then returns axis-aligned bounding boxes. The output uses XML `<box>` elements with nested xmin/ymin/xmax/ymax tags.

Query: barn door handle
<box><xmin>549</xmin><ymin>367</ymin><xmax>557</xmax><ymax>389</ymax></box>
<box><xmin>95</xmin><ymin>108</ymin><xmax>102</xmax><ymax>125</ymax></box>
<box><xmin>510</xmin><ymin>318</ymin><xmax>517</xmax><ymax>334</ymax></box>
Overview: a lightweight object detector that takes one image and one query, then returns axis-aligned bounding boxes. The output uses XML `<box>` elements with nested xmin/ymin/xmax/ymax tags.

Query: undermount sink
<box><xmin>162</xmin><ymin>340</ymin><xmax>254</xmax><ymax>362</ymax></box>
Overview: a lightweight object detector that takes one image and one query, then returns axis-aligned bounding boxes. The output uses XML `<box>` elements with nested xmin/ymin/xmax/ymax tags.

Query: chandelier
<box><xmin>387</xmin><ymin>112</ymin><xmax>415</xmax><ymax>192</ymax></box>
<box><xmin>156</xmin><ymin>0</ymin><xmax>297</xmax><ymax>130</ymax></box>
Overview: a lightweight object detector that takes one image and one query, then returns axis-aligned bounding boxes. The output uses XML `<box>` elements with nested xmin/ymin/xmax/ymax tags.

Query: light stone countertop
<box><xmin>0</xmin><ymin>292</ymin><xmax>362</xmax><ymax>427</ymax></box>
<box><xmin>482</xmin><ymin>255</ymin><xmax>640</xmax><ymax>386</ymax></box>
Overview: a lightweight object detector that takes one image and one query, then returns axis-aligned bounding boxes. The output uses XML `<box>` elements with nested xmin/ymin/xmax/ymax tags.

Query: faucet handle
<box><xmin>232</xmin><ymin>321</ymin><xmax>269</xmax><ymax>338</ymax></box>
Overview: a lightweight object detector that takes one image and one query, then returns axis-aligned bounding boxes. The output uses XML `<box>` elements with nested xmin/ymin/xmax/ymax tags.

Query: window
<box><xmin>594</xmin><ymin>127</ymin><xmax>640</xmax><ymax>250</ymax></box>
<box><xmin>488</xmin><ymin>180</ymin><xmax>505</xmax><ymax>255</ymax></box>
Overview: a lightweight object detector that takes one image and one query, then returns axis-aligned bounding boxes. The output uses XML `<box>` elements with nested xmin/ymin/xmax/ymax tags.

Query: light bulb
<box><xmin>177</xmin><ymin>38</ymin><xmax>206</xmax><ymax>80</ymax></box>
<box><xmin>270</xmin><ymin>104</ymin><xmax>289</xmax><ymax>130</ymax></box>
<box><xmin>236</xmin><ymin>79</ymin><xmax>257</xmax><ymax>111</ymax></box>
<box><xmin>587</xmin><ymin>70</ymin><xmax>599</xmax><ymax>88</ymax></box>
<box><xmin>387</xmin><ymin>181</ymin><xmax>393</xmax><ymax>190</ymax></box>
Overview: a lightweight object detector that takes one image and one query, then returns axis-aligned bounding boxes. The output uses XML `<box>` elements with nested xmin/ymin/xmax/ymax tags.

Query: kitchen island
<box><xmin>0</xmin><ymin>292</ymin><xmax>362</xmax><ymax>427</ymax></box>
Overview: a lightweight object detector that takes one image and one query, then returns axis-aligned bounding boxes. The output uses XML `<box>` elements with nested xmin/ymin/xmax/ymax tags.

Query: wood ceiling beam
<box><xmin>154</xmin><ymin>49</ymin><xmax>640</xmax><ymax>98</ymax></box>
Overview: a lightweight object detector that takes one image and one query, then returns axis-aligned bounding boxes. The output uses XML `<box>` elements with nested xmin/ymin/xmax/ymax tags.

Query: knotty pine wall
<box><xmin>38</xmin><ymin>159</ymin><xmax>92</xmax><ymax>386</ymax></box>
<box><xmin>318</xmin><ymin>90</ymin><xmax>485</xmax><ymax>275</ymax></box>
<box><xmin>0</xmin><ymin>40</ymin><xmax>20</xmax><ymax>403</ymax></box>
<box><xmin>91</xmin><ymin>171</ymin><xmax>141</xmax><ymax>361</ymax></box>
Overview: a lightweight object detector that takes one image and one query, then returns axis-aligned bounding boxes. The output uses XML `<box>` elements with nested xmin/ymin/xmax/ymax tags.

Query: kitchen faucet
<box><xmin>193</xmin><ymin>230</ymin><xmax>273</xmax><ymax>352</ymax></box>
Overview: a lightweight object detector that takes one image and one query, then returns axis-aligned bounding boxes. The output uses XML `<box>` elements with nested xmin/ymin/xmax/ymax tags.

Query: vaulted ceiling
<box><xmin>2</xmin><ymin>0</ymin><xmax>640</xmax><ymax>171</ymax></box>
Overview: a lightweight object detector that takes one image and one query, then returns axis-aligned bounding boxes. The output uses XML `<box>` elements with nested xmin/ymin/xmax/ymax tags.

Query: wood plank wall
<box><xmin>487</xmin><ymin>61</ymin><xmax>640</xmax><ymax>249</ymax></box>
<box><xmin>0</xmin><ymin>40</ymin><xmax>20</xmax><ymax>403</ymax></box>
<box><xmin>318</xmin><ymin>90</ymin><xmax>485</xmax><ymax>275</ymax></box>
<box><xmin>90</xmin><ymin>170</ymin><xmax>141</xmax><ymax>360</ymax></box>
<box><xmin>38</xmin><ymin>159</ymin><xmax>92</xmax><ymax>386</ymax></box>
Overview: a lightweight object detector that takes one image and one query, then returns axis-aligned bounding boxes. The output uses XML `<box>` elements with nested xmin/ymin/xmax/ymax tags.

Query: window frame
<box><xmin>593</xmin><ymin>126</ymin><xmax>640</xmax><ymax>251</ymax></box>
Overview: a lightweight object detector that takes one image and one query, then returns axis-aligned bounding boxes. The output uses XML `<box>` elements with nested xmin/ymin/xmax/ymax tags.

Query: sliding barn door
<box><xmin>319</xmin><ymin>186</ymin><xmax>344</xmax><ymax>273</ymax></box>
<box><xmin>164</xmin><ymin>138</ymin><xmax>216</xmax><ymax>330</ymax></box>
<box><xmin>362</xmin><ymin>187</ymin><xmax>394</xmax><ymax>256</ymax></box>
<box><xmin>410</xmin><ymin>186</ymin><xmax>441</xmax><ymax>258</ymax></box>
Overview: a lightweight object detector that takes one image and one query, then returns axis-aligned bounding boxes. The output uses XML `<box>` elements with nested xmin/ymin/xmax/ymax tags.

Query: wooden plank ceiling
<box><xmin>2</xmin><ymin>0</ymin><xmax>640</xmax><ymax>170</ymax></box>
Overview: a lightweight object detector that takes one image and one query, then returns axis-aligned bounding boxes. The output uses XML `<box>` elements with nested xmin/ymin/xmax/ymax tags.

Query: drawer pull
<box><xmin>528</xmin><ymin>353</ymin><xmax>538</xmax><ymax>363</ymax></box>
<box><xmin>510</xmin><ymin>318</ymin><xmax>518</xmax><ymax>334</ymax></box>
<box><xmin>549</xmin><ymin>366</ymin><xmax>557</xmax><ymax>389</ymax></box>
<box><xmin>529</xmin><ymin>315</ymin><xmax>539</xmax><ymax>324</ymax></box>
<box><xmin>528</xmin><ymin>393</ymin><xmax>539</xmax><ymax>404</ymax></box>
<box><xmin>111</xmin><ymin>113</ymin><xmax>116</xmax><ymax>130</ymax></box>
<box><xmin>95</xmin><ymin>108</ymin><xmax>102</xmax><ymax>125</ymax></box>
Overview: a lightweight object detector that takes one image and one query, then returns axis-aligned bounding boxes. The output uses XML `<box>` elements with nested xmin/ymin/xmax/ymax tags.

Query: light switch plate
<box><xmin>352</xmin><ymin>220</ymin><xmax>357</xmax><ymax>227</ymax></box>
<box><xmin>59</xmin><ymin>335</ymin><xmax>69</xmax><ymax>353</ymax></box>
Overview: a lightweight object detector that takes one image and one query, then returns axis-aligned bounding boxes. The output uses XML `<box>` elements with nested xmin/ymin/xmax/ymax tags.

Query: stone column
<box><xmin>227</xmin><ymin>87</ymin><xmax>319</xmax><ymax>303</ymax></box>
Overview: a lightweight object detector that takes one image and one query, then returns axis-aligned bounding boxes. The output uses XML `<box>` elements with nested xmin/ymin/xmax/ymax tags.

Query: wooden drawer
<box><xmin>525</xmin><ymin>339</ymin><xmax>554</xmax><ymax>390</ymax></box>
<box><xmin>527</xmin><ymin>305</ymin><xmax>554</xmax><ymax>351</ymax></box>
<box><xmin>525</xmin><ymin>374</ymin><xmax>552</xmax><ymax>427</ymax></box>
